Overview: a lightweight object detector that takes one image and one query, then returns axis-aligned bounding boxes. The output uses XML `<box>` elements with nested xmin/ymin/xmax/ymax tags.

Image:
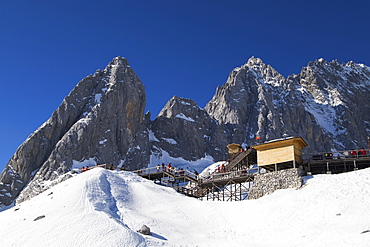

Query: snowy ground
<box><xmin>1</xmin><ymin>167</ymin><xmax>370</xmax><ymax>246</ymax></box>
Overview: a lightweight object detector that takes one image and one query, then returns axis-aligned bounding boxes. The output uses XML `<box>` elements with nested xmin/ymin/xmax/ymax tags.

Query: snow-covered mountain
<box><xmin>0</xmin><ymin>57</ymin><xmax>149</xmax><ymax>206</ymax></box>
<box><xmin>1</xmin><ymin>167</ymin><xmax>369</xmax><ymax>246</ymax></box>
<box><xmin>150</xmin><ymin>96</ymin><xmax>228</xmax><ymax>165</ymax></box>
<box><xmin>1</xmin><ymin>56</ymin><xmax>370</xmax><ymax>207</ymax></box>
<box><xmin>205</xmin><ymin>57</ymin><xmax>370</xmax><ymax>152</ymax></box>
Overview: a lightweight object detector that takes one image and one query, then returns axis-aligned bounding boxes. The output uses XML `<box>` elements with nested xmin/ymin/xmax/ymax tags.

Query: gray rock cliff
<box><xmin>150</xmin><ymin>96</ymin><xmax>228</xmax><ymax>163</ymax></box>
<box><xmin>0</xmin><ymin>57</ymin><xmax>147</xmax><ymax>205</ymax></box>
<box><xmin>205</xmin><ymin>57</ymin><xmax>370</xmax><ymax>152</ymax></box>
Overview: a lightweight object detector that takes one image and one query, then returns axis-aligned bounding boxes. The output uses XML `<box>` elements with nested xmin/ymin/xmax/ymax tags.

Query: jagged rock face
<box><xmin>150</xmin><ymin>96</ymin><xmax>229</xmax><ymax>162</ymax></box>
<box><xmin>205</xmin><ymin>57</ymin><xmax>370</xmax><ymax>152</ymax></box>
<box><xmin>205</xmin><ymin>57</ymin><xmax>317</xmax><ymax>147</ymax></box>
<box><xmin>0</xmin><ymin>57</ymin><xmax>147</xmax><ymax>206</ymax></box>
<box><xmin>292</xmin><ymin>59</ymin><xmax>370</xmax><ymax>150</ymax></box>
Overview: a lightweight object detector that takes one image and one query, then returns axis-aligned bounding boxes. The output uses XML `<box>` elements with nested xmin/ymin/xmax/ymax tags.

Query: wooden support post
<box><xmin>212</xmin><ymin>187</ymin><xmax>215</xmax><ymax>201</ymax></box>
<box><xmin>231</xmin><ymin>184</ymin><xmax>234</xmax><ymax>201</ymax></box>
<box><xmin>275</xmin><ymin>163</ymin><xmax>278</xmax><ymax>171</ymax></box>
<box><xmin>239</xmin><ymin>183</ymin><xmax>242</xmax><ymax>201</ymax></box>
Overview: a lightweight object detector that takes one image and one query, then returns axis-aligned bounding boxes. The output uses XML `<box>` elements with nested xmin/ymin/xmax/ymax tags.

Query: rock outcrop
<box><xmin>150</xmin><ymin>96</ymin><xmax>228</xmax><ymax>163</ymax></box>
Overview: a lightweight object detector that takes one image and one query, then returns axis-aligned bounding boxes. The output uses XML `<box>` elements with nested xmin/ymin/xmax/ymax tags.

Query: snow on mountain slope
<box><xmin>205</xmin><ymin>57</ymin><xmax>370</xmax><ymax>153</ymax></box>
<box><xmin>1</xmin><ymin>167</ymin><xmax>370</xmax><ymax>246</ymax></box>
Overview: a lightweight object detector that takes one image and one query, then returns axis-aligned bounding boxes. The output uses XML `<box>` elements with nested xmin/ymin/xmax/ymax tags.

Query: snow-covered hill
<box><xmin>1</xmin><ymin>167</ymin><xmax>369</xmax><ymax>246</ymax></box>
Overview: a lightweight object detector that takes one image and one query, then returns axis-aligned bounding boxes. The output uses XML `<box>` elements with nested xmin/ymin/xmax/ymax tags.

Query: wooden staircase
<box><xmin>225</xmin><ymin>150</ymin><xmax>252</xmax><ymax>172</ymax></box>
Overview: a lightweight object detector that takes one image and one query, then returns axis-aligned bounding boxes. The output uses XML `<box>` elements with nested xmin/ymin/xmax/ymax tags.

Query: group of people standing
<box><xmin>157</xmin><ymin>163</ymin><xmax>184</xmax><ymax>175</ymax></box>
<box><xmin>216</xmin><ymin>163</ymin><xmax>226</xmax><ymax>173</ymax></box>
<box><xmin>81</xmin><ymin>166</ymin><xmax>90</xmax><ymax>172</ymax></box>
<box><xmin>349</xmin><ymin>148</ymin><xmax>367</xmax><ymax>157</ymax></box>
<box><xmin>155</xmin><ymin>163</ymin><xmax>198</xmax><ymax>176</ymax></box>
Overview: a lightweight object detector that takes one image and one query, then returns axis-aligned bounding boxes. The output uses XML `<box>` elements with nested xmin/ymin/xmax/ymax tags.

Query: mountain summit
<box><xmin>205</xmin><ymin>57</ymin><xmax>370</xmax><ymax>152</ymax></box>
<box><xmin>1</xmin><ymin>57</ymin><xmax>148</xmax><ymax>205</ymax></box>
<box><xmin>1</xmin><ymin>56</ymin><xmax>370</xmax><ymax>207</ymax></box>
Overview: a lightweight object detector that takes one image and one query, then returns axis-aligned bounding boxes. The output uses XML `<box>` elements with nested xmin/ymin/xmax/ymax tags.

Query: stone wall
<box><xmin>248</xmin><ymin>168</ymin><xmax>305</xmax><ymax>200</ymax></box>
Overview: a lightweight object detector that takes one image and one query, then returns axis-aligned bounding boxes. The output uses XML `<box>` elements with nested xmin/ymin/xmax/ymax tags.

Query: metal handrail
<box><xmin>303</xmin><ymin>148</ymin><xmax>370</xmax><ymax>162</ymax></box>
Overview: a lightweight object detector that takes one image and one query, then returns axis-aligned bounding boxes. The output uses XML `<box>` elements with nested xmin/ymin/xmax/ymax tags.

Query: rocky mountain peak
<box><xmin>157</xmin><ymin>96</ymin><xmax>200</xmax><ymax>119</ymax></box>
<box><xmin>104</xmin><ymin>56</ymin><xmax>131</xmax><ymax>69</ymax></box>
<box><xmin>0</xmin><ymin>57</ymin><xmax>148</xmax><ymax>206</ymax></box>
<box><xmin>151</xmin><ymin>95</ymin><xmax>228</xmax><ymax>164</ymax></box>
<box><xmin>243</xmin><ymin>57</ymin><xmax>285</xmax><ymax>87</ymax></box>
<box><xmin>205</xmin><ymin>57</ymin><xmax>287</xmax><ymax>127</ymax></box>
<box><xmin>246</xmin><ymin>56</ymin><xmax>264</xmax><ymax>65</ymax></box>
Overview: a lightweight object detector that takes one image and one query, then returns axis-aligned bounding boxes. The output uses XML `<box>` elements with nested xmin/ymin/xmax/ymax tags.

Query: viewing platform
<box><xmin>132</xmin><ymin>163</ymin><xmax>257</xmax><ymax>201</ymax></box>
<box><xmin>303</xmin><ymin>149</ymin><xmax>370</xmax><ymax>174</ymax></box>
<box><xmin>133</xmin><ymin>167</ymin><xmax>198</xmax><ymax>187</ymax></box>
<box><xmin>131</xmin><ymin>138</ymin><xmax>370</xmax><ymax>201</ymax></box>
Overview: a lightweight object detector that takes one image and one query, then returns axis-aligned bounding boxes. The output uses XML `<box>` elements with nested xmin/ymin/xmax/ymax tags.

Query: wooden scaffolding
<box><xmin>133</xmin><ymin>149</ymin><xmax>258</xmax><ymax>201</ymax></box>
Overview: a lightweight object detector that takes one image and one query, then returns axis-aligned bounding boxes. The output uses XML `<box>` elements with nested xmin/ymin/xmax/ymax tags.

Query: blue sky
<box><xmin>1</xmin><ymin>0</ymin><xmax>369</xmax><ymax>171</ymax></box>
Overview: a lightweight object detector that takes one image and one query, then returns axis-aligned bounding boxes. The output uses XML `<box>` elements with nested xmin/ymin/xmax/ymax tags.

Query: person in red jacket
<box><xmin>359</xmin><ymin>148</ymin><xmax>367</xmax><ymax>156</ymax></box>
<box><xmin>350</xmin><ymin>150</ymin><xmax>357</xmax><ymax>157</ymax></box>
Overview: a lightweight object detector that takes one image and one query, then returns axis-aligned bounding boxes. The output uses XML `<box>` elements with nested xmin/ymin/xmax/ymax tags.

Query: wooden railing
<box><xmin>133</xmin><ymin>166</ymin><xmax>198</xmax><ymax>180</ymax></box>
<box><xmin>198</xmin><ymin>167</ymin><xmax>257</xmax><ymax>184</ymax></box>
<box><xmin>225</xmin><ymin>150</ymin><xmax>252</xmax><ymax>172</ymax></box>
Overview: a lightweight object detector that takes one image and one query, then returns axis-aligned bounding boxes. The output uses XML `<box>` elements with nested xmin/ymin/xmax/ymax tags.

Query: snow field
<box><xmin>0</xmin><ymin>167</ymin><xmax>369</xmax><ymax>246</ymax></box>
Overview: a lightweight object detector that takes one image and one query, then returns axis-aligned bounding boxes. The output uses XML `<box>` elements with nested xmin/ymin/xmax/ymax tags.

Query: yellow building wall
<box><xmin>257</xmin><ymin>145</ymin><xmax>296</xmax><ymax>167</ymax></box>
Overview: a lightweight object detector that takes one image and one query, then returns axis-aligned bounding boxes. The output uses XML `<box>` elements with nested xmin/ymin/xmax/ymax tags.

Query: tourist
<box><xmin>359</xmin><ymin>148</ymin><xmax>367</xmax><ymax>156</ymax></box>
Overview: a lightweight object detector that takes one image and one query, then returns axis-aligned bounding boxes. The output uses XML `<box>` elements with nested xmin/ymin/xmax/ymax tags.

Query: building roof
<box><xmin>252</xmin><ymin>137</ymin><xmax>308</xmax><ymax>151</ymax></box>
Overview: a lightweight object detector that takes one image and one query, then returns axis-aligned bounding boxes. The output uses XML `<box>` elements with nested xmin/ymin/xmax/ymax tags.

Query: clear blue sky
<box><xmin>1</xmin><ymin>0</ymin><xmax>369</xmax><ymax>171</ymax></box>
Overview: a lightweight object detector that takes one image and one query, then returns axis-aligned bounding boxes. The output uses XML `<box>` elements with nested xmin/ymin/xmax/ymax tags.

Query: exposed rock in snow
<box><xmin>151</xmin><ymin>96</ymin><xmax>228</xmax><ymax>163</ymax></box>
<box><xmin>205</xmin><ymin>57</ymin><xmax>370</xmax><ymax>153</ymax></box>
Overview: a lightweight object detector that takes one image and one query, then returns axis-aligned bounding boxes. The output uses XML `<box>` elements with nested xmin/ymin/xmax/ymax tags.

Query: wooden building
<box><xmin>252</xmin><ymin>137</ymin><xmax>308</xmax><ymax>171</ymax></box>
<box><xmin>227</xmin><ymin>143</ymin><xmax>243</xmax><ymax>159</ymax></box>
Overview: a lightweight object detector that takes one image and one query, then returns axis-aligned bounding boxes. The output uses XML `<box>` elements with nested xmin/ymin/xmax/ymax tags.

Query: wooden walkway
<box><xmin>133</xmin><ymin>167</ymin><xmax>198</xmax><ymax>187</ymax></box>
<box><xmin>133</xmin><ymin>165</ymin><xmax>257</xmax><ymax>201</ymax></box>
